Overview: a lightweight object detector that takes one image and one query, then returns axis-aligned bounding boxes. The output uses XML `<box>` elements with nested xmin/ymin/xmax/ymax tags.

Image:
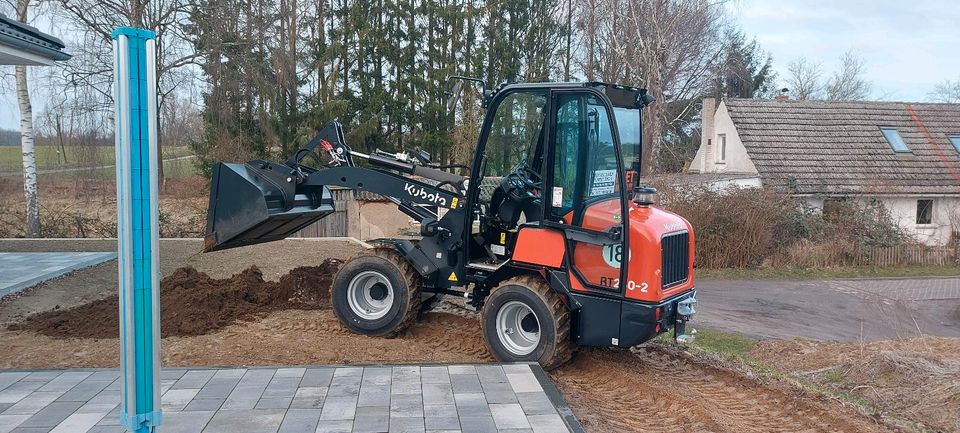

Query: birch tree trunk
<box><xmin>17</xmin><ymin>64</ymin><xmax>41</xmax><ymax>237</ymax></box>
<box><xmin>16</xmin><ymin>0</ymin><xmax>40</xmax><ymax>237</ymax></box>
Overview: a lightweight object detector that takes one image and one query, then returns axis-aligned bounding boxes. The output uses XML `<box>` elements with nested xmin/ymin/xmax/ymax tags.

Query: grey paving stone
<box><xmin>326</xmin><ymin>375</ymin><xmax>361</xmax><ymax>398</ymax></box>
<box><xmin>388</xmin><ymin>415</ymin><xmax>425</xmax><ymax>433</ymax></box>
<box><xmin>318</xmin><ymin>396</ymin><xmax>356</xmax><ymax>421</ymax></box>
<box><xmin>9</xmin><ymin>427</ymin><xmax>52</xmax><ymax>433</ymax></box>
<box><xmin>0</xmin><ymin>415</ymin><xmax>31</xmax><ymax>433</ymax></box>
<box><xmin>479</xmin><ymin>381</ymin><xmax>517</xmax><ymax>404</ymax></box>
<box><xmin>86</xmin><ymin>426</ymin><xmax>127</xmax><ymax>433</ymax></box>
<box><xmin>290</xmin><ymin>387</ymin><xmax>327</xmax><ymax>409</ymax></box>
<box><xmin>203</xmin><ymin>409</ymin><xmax>285</xmax><ymax>433</ymax></box>
<box><xmin>183</xmin><ymin>398</ymin><xmax>224</xmax><ymax>412</ymax></box>
<box><xmin>452</xmin><ymin>393</ymin><xmax>486</xmax><ymax>410</ymax></box>
<box><xmin>255</xmin><ymin>396</ymin><xmax>293</xmax><ymax>410</ymax></box>
<box><xmin>357</xmin><ymin>383</ymin><xmax>391</xmax><ymax>407</ymax></box>
<box><xmin>162</xmin><ymin>388</ymin><xmax>200</xmax><ymax>411</ymax></box>
<box><xmin>423</xmin><ymin>405</ymin><xmax>457</xmax><ymax>419</ymax></box>
<box><xmin>211</xmin><ymin>369</ymin><xmax>246</xmax><ymax>380</ymax></box>
<box><xmin>36</xmin><ymin>372</ymin><xmax>91</xmax><ymax>393</ymax></box>
<box><xmin>21</xmin><ymin>372</ymin><xmax>61</xmax><ymax>383</ymax></box>
<box><xmin>501</xmin><ymin>365</ymin><xmax>531</xmax><ymax>375</ymax></box>
<box><xmin>391</xmin><ymin>366</ymin><xmax>420</xmax><ymax>381</ymax></box>
<box><xmin>419</xmin><ymin>367</ymin><xmax>449</xmax><ymax>384</ymax></box>
<box><xmin>390</xmin><ymin>381</ymin><xmax>421</xmax><ymax>395</ymax></box>
<box><xmin>423</xmin><ymin>415</ymin><xmax>459</xmax><ymax>431</ymax></box>
<box><xmin>505</xmin><ymin>372</ymin><xmax>542</xmax><ymax>394</ymax></box>
<box><xmin>457</xmin><ymin>415</ymin><xmax>496</xmax><ymax>433</ymax></box>
<box><xmin>446</xmin><ymin>366</ymin><xmax>475</xmax><ymax>375</ymax></box>
<box><xmin>527</xmin><ymin>413</ymin><xmax>567</xmax><ymax>433</ymax></box>
<box><xmin>421</xmin><ymin>383</ymin><xmax>453</xmax><ymax>406</ymax></box>
<box><xmin>352</xmin><ymin>405</ymin><xmax>389</xmax><ymax>433</ymax></box>
<box><xmin>263</xmin><ymin>376</ymin><xmax>302</xmax><ymax>398</ymax></box>
<box><xmin>86</xmin><ymin>371</ymin><xmax>120</xmax><ymax>382</ymax></box>
<box><xmin>4</xmin><ymin>392</ymin><xmax>63</xmax><ymax>415</ymax></box>
<box><xmin>277</xmin><ymin>408</ymin><xmax>321</xmax><ymax>433</ymax></box>
<box><xmin>75</xmin><ymin>402</ymin><xmax>118</xmax><ymax>415</ymax></box>
<box><xmin>161</xmin><ymin>410</ymin><xmax>216</xmax><ymax>433</ymax></box>
<box><xmin>161</xmin><ymin>369</ymin><xmax>188</xmax><ymax>381</ymax></box>
<box><xmin>274</xmin><ymin>368</ymin><xmax>306</xmax><ymax>379</ymax></box>
<box><xmin>449</xmin><ymin>375</ymin><xmax>482</xmax><ymax>394</ymax></box>
<box><xmin>0</xmin><ymin>373</ymin><xmax>30</xmax><ymax>393</ymax></box>
<box><xmin>498</xmin><ymin>429</ymin><xmax>533</xmax><ymax>433</ymax></box>
<box><xmin>389</xmin><ymin>393</ymin><xmax>423</xmax><ymax>418</ymax></box>
<box><xmin>221</xmin><ymin>385</ymin><xmax>269</xmax><ymax>411</ymax></box>
<box><xmin>0</xmin><ymin>381</ymin><xmax>45</xmax><ymax>404</ymax></box>
<box><xmin>16</xmin><ymin>402</ymin><xmax>83</xmax><ymax>428</ymax></box>
<box><xmin>333</xmin><ymin>367</ymin><xmax>363</xmax><ymax>378</ymax></box>
<box><xmin>300</xmin><ymin>369</ymin><xmax>334</xmax><ymax>388</ymax></box>
<box><xmin>516</xmin><ymin>392</ymin><xmax>556</xmax><ymax>416</ymax></box>
<box><xmin>93</xmin><ymin>407</ymin><xmax>121</xmax><ymax>426</ymax></box>
<box><xmin>361</xmin><ymin>367</ymin><xmax>392</xmax><ymax>386</ymax></box>
<box><xmin>0</xmin><ymin>402</ymin><xmax>12</xmax><ymax>413</ymax></box>
<box><xmin>48</xmin><ymin>412</ymin><xmax>108</xmax><ymax>433</ymax></box>
<box><xmin>103</xmin><ymin>379</ymin><xmax>121</xmax><ymax>392</ymax></box>
<box><xmin>195</xmin><ymin>378</ymin><xmax>241</xmax><ymax>400</ymax></box>
<box><xmin>57</xmin><ymin>380</ymin><xmax>111</xmax><ymax>402</ymax></box>
<box><xmin>314</xmin><ymin>419</ymin><xmax>353</xmax><ymax>433</ymax></box>
<box><xmin>171</xmin><ymin>370</ymin><xmax>216</xmax><ymax>390</ymax></box>
<box><xmin>475</xmin><ymin>366</ymin><xmax>507</xmax><ymax>384</ymax></box>
<box><xmin>490</xmin><ymin>403</ymin><xmax>530</xmax><ymax>429</ymax></box>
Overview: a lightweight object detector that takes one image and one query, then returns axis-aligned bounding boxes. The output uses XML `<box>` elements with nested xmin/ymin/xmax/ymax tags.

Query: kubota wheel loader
<box><xmin>203</xmin><ymin>80</ymin><xmax>697</xmax><ymax>369</ymax></box>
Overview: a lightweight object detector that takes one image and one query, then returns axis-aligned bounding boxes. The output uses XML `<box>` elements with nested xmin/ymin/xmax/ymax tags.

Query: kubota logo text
<box><xmin>404</xmin><ymin>183</ymin><xmax>447</xmax><ymax>206</ymax></box>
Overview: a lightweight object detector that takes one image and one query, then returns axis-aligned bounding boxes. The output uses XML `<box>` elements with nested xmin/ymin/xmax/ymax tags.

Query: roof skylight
<box><xmin>880</xmin><ymin>127</ymin><xmax>910</xmax><ymax>153</ymax></box>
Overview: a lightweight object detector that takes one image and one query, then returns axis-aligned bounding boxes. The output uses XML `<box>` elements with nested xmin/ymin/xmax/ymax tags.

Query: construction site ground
<box><xmin>1</xmin><ymin>238</ymin><xmax>957</xmax><ymax>432</ymax></box>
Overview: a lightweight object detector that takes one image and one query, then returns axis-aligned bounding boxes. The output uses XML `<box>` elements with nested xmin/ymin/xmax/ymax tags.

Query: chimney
<box><xmin>700</xmin><ymin>98</ymin><xmax>716</xmax><ymax>173</ymax></box>
<box><xmin>774</xmin><ymin>87</ymin><xmax>790</xmax><ymax>102</ymax></box>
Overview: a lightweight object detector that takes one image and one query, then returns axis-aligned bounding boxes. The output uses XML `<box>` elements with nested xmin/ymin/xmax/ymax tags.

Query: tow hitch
<box><xmin>674</xmin><ymin>295</ymin><xmax>697</xmax><ymax>344</ymax></box>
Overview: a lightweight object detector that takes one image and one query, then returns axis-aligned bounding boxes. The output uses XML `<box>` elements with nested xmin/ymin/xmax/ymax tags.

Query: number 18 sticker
<box><xmin>601</xmin><ymin>244</ymin><xmax>629</xmax><ymax>268</ymax></box>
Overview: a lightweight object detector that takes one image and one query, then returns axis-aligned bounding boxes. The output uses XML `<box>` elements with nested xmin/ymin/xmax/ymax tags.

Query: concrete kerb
<box><xmin>0</xmin><ymin>252</ymin><xmax>117</xmax><ymax>298</ymax></box>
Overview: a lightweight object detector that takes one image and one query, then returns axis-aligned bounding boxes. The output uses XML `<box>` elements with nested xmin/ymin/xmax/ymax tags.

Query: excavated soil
<box><xmin>8</xmin><ymin>260</ymin><xmax>341</xmax><ymax>338</ymax></box>
<box><xmin>0</xmin><ymin>264</ymin><xmax>897</xmax><ymax>432</ymax></box>
<box><xmin>753</xmin><ymin>337</ymin><xmax>960</xmax><ymax>433</ymax></box>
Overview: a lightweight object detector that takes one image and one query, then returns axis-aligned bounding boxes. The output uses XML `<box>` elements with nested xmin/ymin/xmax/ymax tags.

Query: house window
<box><xmin>949</xmin><ymin>136</ymin><xmax>960</xmax><ymax>153</ymax></box>
<box><xmin>916</xmin><ymin>199</ymin><xmax>933</xmax><ymax>225</ymax></box>
<box><xmin>880</xmin><ymin>127</ymin><xmax>910</xmax><ymax>153</ymax></box>
<box><xmin>717</xmin><ymin>134</ymin><xmax>727</xmax><ymax>162</ymax></box>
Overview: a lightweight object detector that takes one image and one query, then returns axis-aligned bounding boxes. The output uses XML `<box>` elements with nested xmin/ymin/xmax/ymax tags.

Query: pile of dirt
<box><xmin>8</xmin><ymin>259</ymin><xmax>342</xmax><ymax>338</ymax></box>
<box><xmin>752</xmin><ymin>337</ymin><xmax>960</xmax><ymax>432</ymax></box>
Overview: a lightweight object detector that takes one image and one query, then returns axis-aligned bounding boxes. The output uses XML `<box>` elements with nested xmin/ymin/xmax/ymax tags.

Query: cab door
<box><xmin>545</xmin><ymin>90</ymin><xmax>629</xmax><ymax>294</ymax></box>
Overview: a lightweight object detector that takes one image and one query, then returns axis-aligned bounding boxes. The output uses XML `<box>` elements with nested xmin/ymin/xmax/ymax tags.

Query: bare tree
<box><xmin>930</xmin><ymin>79</ymin><xmax>960</xmax><ymax>103</ymax></box>
<box><xmin>15</xmin><ymin>0</ymin><xmax>41</xmax><ymax>236</ymax></box>
<box><xmin>785</xmin><ymin>57</ymin><xmax>823</xmax><ymax>100</ymax></box>
<box><xmin>607</xmin><ymin>0</ymin><xmax>725</xmax><ymax>174</ymax></box>
<box><xmin>825</xmin><ymin>51</ymin><xmax>871</xmax><ymax>101</ymax></box>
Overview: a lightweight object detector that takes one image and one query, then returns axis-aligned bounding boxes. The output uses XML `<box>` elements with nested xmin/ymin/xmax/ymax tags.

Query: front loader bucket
<box><xmin>203</xmin><ymin>161</ymin><xmax>334</xmax><ymax>252</ymax></box>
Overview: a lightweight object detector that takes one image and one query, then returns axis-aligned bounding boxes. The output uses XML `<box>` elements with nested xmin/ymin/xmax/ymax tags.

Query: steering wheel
<box><xmin>513</xmin><ymin>164</ymin><xmax>542</xmax><ymax>190</ymax></box>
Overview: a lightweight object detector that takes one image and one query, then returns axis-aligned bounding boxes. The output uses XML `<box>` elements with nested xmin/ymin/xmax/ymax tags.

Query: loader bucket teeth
<box><xmin>203</xmin><ymin>161</ymin><xmax>335</xmax><ymax>252</ymax></box>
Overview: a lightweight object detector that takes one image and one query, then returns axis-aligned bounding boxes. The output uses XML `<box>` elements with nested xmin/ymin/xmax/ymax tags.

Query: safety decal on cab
<box><xmin>601</xmin><ymin>243</ymin><xmax>630</xmax><ymax>268</ymax></box>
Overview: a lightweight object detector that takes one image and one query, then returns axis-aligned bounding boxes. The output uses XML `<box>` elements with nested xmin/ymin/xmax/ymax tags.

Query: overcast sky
<box><xmin>2</xmin><ymin>0</ymin><xmax>959</xmax><ymax>130</ymax></box>
<box><xmin>734</xmin><ymin>0</ymin><xmax>960</xmax><ymax>101</ymax></box>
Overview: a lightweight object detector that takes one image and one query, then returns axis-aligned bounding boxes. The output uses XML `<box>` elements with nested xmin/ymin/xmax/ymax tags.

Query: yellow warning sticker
<box><xmin>448</xmin><ymin>272</ymin><xmax>458</xmax><ymax>282</ymax></box>
<box><xmin>499</xmin><ymin>232</ymin><xmax>506</xmax><ymax>244</ymax></box>
<box><xmin>450</xmin><ymin>197</ymin><xmax>459</xmax><ymax>209</ymax></box>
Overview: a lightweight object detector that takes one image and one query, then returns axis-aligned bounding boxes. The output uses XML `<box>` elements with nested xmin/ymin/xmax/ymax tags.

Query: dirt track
<box><xmin>0</xmin><ymin>272</ymin><xmax>892</xmax><ymax>433</ymax></box>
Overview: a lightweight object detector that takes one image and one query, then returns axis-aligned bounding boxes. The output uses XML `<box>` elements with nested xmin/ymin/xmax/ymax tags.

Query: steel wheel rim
<box><xmin>347</xmin><ymin>271</ymin><xmax>394</xmax><ymax>320</ymax></box>
<box><xmin>496</xmin><ymin>300</ymin><xmax>541</xmax><ymax>356</ymax></box>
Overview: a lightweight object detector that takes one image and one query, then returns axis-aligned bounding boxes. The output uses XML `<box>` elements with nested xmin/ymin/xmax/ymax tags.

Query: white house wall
<box><xmin>802</xmin><ymin>195</ymin><xmax>959</xmax><ymax>246</ymax></box>
<box><xmin>691</xmin><ymin>101</ymin><xmax>759</xmax><ymax>175</ymax></box>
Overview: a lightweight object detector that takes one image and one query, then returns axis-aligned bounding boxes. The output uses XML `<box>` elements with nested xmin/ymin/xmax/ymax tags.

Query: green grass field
<box><xmin>0</xmin><ymin>145</ymin><xmax>193</xmax><ymax>173</ymax></box>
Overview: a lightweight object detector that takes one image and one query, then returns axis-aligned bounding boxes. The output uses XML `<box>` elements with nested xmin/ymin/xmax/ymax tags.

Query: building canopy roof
<box><xmin>0</xmin><ymin>14</ymin><xmax>70</xmax><ymax>65</ymax></box>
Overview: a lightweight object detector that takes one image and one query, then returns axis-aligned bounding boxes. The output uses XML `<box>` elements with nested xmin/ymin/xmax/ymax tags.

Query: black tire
<box><xmin>331</xmin><ymin>248</ymin><xmax>422</xmax><ymax>337</ymax></box>
<box><xmin>481</xmin><ymin>275</ymin><xmax>574</xmax><ymax>370</ymax></box>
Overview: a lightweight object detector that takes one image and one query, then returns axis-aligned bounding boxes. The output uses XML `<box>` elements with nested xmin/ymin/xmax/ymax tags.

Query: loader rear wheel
<box><xmin>331</xmin><ymin>248</ymin><xmax>422</xmax><ymax>337</ymax></box>
<box><xmin>481</xmin><ymin>275</ymin><xmax>573</xmax><ymax>370</ymax></box>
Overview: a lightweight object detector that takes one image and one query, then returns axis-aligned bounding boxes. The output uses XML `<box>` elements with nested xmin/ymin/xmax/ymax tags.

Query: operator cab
<box><xmin>465</xmin><ymin>82</ymin><xmax>648</xmax><ymax>276</ymax></box>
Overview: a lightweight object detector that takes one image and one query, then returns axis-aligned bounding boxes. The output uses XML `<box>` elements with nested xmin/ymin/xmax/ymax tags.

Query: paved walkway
<box><xmin>0</xmin><ymin>364</ymin><xmax>580</xmax><ymax>433</ymax></box>
<box><xmin>697</xmin><ymin>277</ymin><xmax>960</xmax><ymax>341</ymax></box>
<box><xmin>0</xmin><ymin>252</ymin><xmax>117</xmax><ymax>298</ymax></box>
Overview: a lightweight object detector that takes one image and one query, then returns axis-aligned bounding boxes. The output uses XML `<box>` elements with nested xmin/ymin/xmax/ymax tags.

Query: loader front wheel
<box><xmin>481</xmin><ymin>276</ymin><xmax>573</xmax><ymax>370</ymax></box>
<box><xmin>332</xmin><ymin>248</ymin><xmax>421</xmax><ymax>337</ymax></box>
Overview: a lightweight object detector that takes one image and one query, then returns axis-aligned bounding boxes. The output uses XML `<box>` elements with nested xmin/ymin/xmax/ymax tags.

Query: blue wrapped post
<box><xmin>112</xmin><ymin>27</ymin><xmax>162</xmax><ymax>433</ymax></box>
